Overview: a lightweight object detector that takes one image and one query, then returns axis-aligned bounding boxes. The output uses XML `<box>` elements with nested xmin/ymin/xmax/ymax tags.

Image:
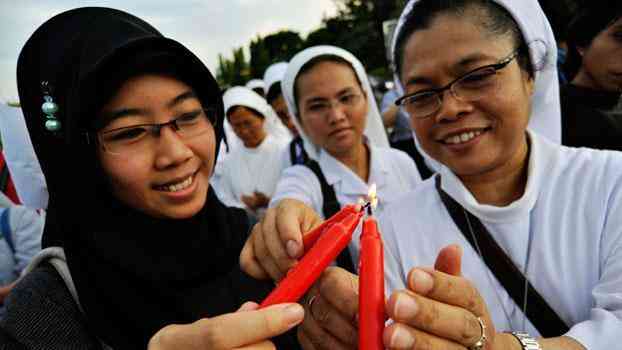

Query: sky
<box><xmin>0</xmin><ymin>0</ymin><xmax>339</xmax><ymax>102</ymax></box>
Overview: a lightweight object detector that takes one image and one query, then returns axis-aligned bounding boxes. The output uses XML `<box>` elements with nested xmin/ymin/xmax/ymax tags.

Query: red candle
<box><xmin>302</xmin><ymin>204</ymin><xmax>358</xmax><ymax>252</ymax></box>
<box><xmin>359</xmin><ymin>216</ymin><xmax>384</xmax><ymax>350</ymax></box>
<box><xmin>260</xmin><ymin>211</ymin><xmax>363</xmax><ymax>308</ymax></box>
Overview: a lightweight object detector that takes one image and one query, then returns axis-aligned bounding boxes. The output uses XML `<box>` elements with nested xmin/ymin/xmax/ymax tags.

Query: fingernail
<box><xmin>283</xmin><ymin>304</ymin><xmax>304</xmax><ymax>326</ymax></box>
<box><xmin>411</xmin><ymin>269</ymin><xmax>434</xmax><ymax>294</ymax></box>
<box><xmin>390</xmin><ymin>326</ymin><xmax>415</xmax><ymax>348</ymax></box>
<box><xmin>393</xmin><ymin>293</ymin><xmax>418</xmax><ymax>320</ymax></box>
<box><xmin>286</xmin><ymin>240</ymin><xmax>301</xmax><ymax>258</ymax></box>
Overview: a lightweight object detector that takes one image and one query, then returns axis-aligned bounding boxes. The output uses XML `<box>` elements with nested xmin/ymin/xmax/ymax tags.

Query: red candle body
<box><xmin>260</xmin><ymin>211</ymin><xmax>363</xmax><ymax>308</ymax></box>
<box><xmin>302</xmin><ymin>205</ymin><xmax>358</xmax><ymax>252</ymax></box>
<box><xmin>359</xmin><ymin>217</ymin><xmax>384</xmax><ymax>350</ymax></box>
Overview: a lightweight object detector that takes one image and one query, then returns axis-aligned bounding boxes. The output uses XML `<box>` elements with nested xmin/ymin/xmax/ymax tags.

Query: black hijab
<box><xmin>17</xmin><ymin>7</ymin><xmax>274</xmax><ymax>349</ymax></box>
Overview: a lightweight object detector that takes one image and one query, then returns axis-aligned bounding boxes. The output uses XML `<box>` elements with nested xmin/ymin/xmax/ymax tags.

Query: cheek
<box><xmin>301</xmin><ymin>116</ymin><xmax>328</xmax><ymax>144</ymax></box>
<box><xmin>99</xmin><ymin>154</ymin><xmax>151</xmax><ymax>201</ymax></box>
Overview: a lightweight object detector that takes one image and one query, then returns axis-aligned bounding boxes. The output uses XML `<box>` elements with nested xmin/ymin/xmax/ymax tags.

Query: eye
<box><xmin>176</xmin><ymin>110</ymin><xmax>202</xmax><ymax>125</ymax></box>
<box><xmin>308</xmin><ymin>103</ymin><xmax>327</xmax><ymax>112</ymax></box>
<box><xmin>105</xmin><ymin>127</ymin><xmax>148</xmax><ymax>142</ymax></box>
<box><xmin>405</xmin><ymin>92</ymin><xmax>437</xmax><ymax>106</ymax></box>
<box><xmin>340</xmin><ymin>94</ymin><xmax>355</xmax><ymax>104</ymax></box>
<box><xmin>458</xmin><ymin>69</ymin><xmax>496</xmax><ymax>88</ymax></box>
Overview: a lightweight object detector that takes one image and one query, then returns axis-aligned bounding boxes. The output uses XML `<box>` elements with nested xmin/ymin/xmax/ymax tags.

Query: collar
<box><xmin>318</xmin><ymin>143</ymin><xmax>390</xmax><ymax>196</ymax></box>
<box><xmin>439</xmin><ymin>130</ymin><xmax>557</xmax><ymax>223</ymax></box>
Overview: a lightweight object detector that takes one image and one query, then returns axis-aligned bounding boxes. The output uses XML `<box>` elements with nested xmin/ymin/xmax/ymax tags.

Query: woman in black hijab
<box><xmin>0</xmin><ymin>7</ymin><xmax>302</xmax><ymax>349</ymax></box>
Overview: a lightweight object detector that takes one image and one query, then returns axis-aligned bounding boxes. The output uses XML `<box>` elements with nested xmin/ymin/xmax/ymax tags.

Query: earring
<box><xmin>41</xmin><ymin>81</ymin><xmax>61</xmax><ymax>132</ymax></box>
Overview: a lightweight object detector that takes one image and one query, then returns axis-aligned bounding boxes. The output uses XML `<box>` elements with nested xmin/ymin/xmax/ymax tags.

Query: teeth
<box><xmin>159</xmin><ymin>175</ymin><xmax>193</xmax><ymax>192</ymax></box>
<box><xmin>444</xmin><ymin>130</ymin><xmax>482</xmax><ymax>145</ymax></box>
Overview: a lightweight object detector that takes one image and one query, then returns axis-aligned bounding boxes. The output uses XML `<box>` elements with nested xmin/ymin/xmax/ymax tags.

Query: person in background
<box><xmin>246</xmin><ymin>78</ymin><xmax>266</xmax><ymax>97</ymax></box>
<box><xmin>264</xmin><ymin>61</ymin><xmax>310</xmax><ymax>166</ymax></box>
<box><xmin>247</xmin><ymin>45</ymin><xmax>420</xmax><ymax>281</ymax></box>
<box><xmin>0</xmin><ymin>192</ymin><xmax>44</xmax><ymax>317</ymax></box>
<box><xmin>0</xmin><ymin>102</ymin><xmax>48</xmax><ymax>209</ymax></box>
<box><xmin>214</xmin><ymin>86</ymin><xmax>289</xmax><ymax>220</ymax></box>
<box><xmin>561</xmin><ymin>3</ymin><xmax>622</xmax><ymax>151</ymax></box>
<box><xmin>0</xmin><ymin>7</ymin><xmax>303</xmax><ymax>349</ymax></box>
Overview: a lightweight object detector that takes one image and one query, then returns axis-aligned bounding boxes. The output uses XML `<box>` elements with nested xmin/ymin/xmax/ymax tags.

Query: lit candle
<box><xmin>260</xmin><ymin>210</ymin><xmax>364</xmax><ymax>308</ymax></box>
<box><xmin>359</xmin><ymin>184</ymin><xmax>384</xmax><ymax>350</ymax></box>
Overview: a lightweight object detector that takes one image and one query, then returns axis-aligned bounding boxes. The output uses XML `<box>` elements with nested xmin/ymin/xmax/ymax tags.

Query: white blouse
<box><xmin>271</xmin><ymin>144</ymin><xmax>421</xmax><ymax>265</ymax></box>
<box><xmin>212</xmin><ymin>135</ymin><xmax>287</xmax><ymax>212</ymax></box>
<box><xmin>380</xmin><ymin>131</ymin><xmax>622</xmax><ymax>349</ymax></box>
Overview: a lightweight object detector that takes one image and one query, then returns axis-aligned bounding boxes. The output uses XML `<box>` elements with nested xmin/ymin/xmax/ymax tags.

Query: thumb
<box><xmin>203</xmin><ymin>303</ymin><xmax>304</xmax><ymax>348</ymax></box>
<box><xmin>434</xmin><ymin>244</ymin><xmax>463</xmax><ymax>276</ymax></box>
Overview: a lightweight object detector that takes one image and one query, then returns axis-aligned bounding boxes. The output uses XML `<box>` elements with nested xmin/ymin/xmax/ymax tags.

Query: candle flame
<box><xmin>368</xmin><ymin>183</ymin><xmax>378</xmax><ymax>210</ymax></box>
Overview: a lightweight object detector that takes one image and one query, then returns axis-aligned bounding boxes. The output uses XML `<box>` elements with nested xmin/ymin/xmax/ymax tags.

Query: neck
<box><xmin>459</xmin><ymin>137</ymin><xmax>530</xmax><ymax>206</ymax></box>
<box><xmin>334</xmin><ymin>142</ymin><xmax>370</xmax><ymax>182</ymax></box>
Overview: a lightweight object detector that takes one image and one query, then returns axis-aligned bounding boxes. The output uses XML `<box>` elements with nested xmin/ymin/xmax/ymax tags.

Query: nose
<box><xmin>433</xmin><ymin>89</ymin><xmax>472</xmax><ymax>124</ymax></box>
<box><xmin>154</xmin><ymin>126</ymin><xmax>193</xmax><ymax>169</ymax></box>
<box><xmin>325</xmin><ymin>102</ymin><xmax>347</xmax><ymax>125</ymax></box>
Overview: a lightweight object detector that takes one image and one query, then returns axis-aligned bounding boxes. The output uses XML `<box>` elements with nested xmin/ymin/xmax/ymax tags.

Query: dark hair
<box><xmin>394</xmin><ymin>0</ymin><xmax>534</xmax><ymax>80</ymax></box>
<box><xmin>226</xmin><ymin>105</ymin><xmax>265</xmax><ymax>121</ymax></box>
<box><xmin>293</xmin><ymin>54</ymin><xmax>362</xmax><ymax>114</ymax></box>
<box><xmin>564</xmin><ymin>4</ymin><xmax>622</xmax><ymax>80</ymax></box>
<box><xmin>266</xmin><ymin>83</ymin><xmax>282</xmax><ymax>104</ymax></box>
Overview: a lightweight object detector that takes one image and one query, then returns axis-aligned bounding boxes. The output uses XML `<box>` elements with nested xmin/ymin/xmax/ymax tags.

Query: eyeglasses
<box><xmin>395</xmin><ymin>50</ymin><xmax>519</xmax><ymax>119</ymax></box>
<box><xmin>302</xmin><ymin>92</ymin><xmax>365</xmax><ymax>120</ymax></box>
<box><xmin>97</xmin><ymin>107</ymin><xmax>217</xmax><ymax>156</ymax></box>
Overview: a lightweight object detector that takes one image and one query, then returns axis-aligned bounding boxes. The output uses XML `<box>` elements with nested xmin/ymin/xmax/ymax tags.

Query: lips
<box><xmin>329</xmin><ymin>127</ymin><xmax>353</xmax><ymax>137</ymax></box>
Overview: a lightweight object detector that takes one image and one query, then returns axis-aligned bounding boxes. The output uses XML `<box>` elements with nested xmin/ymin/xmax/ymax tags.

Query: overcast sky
<box><xmin>0</xmin><ymin>0</ymin><xmax>338</xmax><ymax>101</ymax></box>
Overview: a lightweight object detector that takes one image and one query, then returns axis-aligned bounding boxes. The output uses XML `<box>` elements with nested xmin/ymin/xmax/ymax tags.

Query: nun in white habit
<box><xmin>0</xmin><ymin>103</ymin><xmax>48</xmax><ymax>209</ymax></box>
<box><xmin>270</xmin><ymin>45</ymin><xmax>421</xmax><ymax>266</ymax></box>
<box><xmin>373</xmin><ymin>1</ymin><xmax>622</xmax><ymax>349</ymax></box>
<box><xmin>211</xmin><ymin>86</ymin><xmax>288</xmax><ymax>219</ymax></box>
<box><xmin>245</xmin><ymin>78</ymin><xmax>266</xmax><ymax>97</ymax></box>
<box><xmin>390</xmin><ymin>0</ymin><xmax>562</xmax><ymax>175</ymax></box>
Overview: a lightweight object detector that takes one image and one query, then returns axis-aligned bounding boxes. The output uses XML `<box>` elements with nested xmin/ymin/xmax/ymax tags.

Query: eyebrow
<box><xmin>304</xmin><ymin>87</ymin><xmax>356</xmax><ymax>104</ymax></box>
<box><xmin>96</xmin><ymin>90</ymin><xmax>198</xmax><ymax>129</ymax></box>
<box><xmin>166</xmin><ymin>90</ymin><xmax>198</xmax><ymax>108</ymax></box>
<box><xmin>405</xmin><ymin>52</ymin><xmax>498</xmax><ymax>88</ymax></box>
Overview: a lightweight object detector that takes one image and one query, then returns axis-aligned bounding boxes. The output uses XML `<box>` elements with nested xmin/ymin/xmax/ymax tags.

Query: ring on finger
<box><xmin>468</xmin><ymin>317</ymin><xmax>487</xmax><ymax>350</ymax></box>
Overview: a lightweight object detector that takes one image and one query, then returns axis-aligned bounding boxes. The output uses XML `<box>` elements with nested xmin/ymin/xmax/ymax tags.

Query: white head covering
<box><xmin>0</xmin><ymin>103</ymin><xmax>48</xmax><ymax>209</ymax></box>
<box><xmin>245</xmin><ymin>79</ymin><xmax>266</xmax><ymax>93</ymax></box>
<box><xmin>263</xmin><ymin>62</ymin><xmax>289</xmax><ymax>96</ymax></box>
<box><xmin>281</xmin><ymin>45</ymin><xmax>390</xmax><ymax>160</ymax></box>
<box><xmin>391</xmin><ymin>0</ymin><xmax>561</xmax><ymax>171</ymax></box>
<box><xmin>223</xmin><ymin>86</ymin><xmax>292</xmax><ymax>148</ymax></box>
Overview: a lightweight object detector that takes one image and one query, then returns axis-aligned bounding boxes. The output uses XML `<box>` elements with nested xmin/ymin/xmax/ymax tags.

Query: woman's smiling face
<box><xmin>97</xmin><ymin>74</ymin><xmax>215</xmax><ymax>219</ymax></box>
<box><xmin>400</xmin><ymin>11</ymin><xmax>534</xmax><ymax>177</ymax></box>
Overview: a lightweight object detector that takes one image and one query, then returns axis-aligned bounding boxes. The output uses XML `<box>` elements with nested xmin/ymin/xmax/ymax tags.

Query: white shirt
<box><xmin>271</xmin><ymin>144</ymin><xmax>421</xmax><ymax>265</ymax></box>
<box><xmin>212</xmin><ymin>135</ymin><xmax>287</xmax><ymax>212</ymax></box>
<box><xmin>380</xmin><ymin>131</ymin><xmax>622</xmax><ymax>349</ymax></box>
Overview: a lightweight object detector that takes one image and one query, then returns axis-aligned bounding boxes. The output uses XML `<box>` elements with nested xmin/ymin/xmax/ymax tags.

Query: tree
<box><xmin>216</xmin><ymin>47</ymin><xmax>250</xmax><ymax>88</ymax></box>
<box><xmin>249</xmin><ymin>31</ymin><xmax>304</xmax><ymax>79</ymax></box>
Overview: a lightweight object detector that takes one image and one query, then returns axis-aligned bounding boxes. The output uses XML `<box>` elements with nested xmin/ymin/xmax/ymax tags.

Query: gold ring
<box><xmin>468</xmin><ymin>317</ymin><xmax>487</xmax><ymax>350</ymax></box>
<box><xmin>307</xmin><ymin>294</ymin><xmax>318</xmax><ymax>310</ymax></box>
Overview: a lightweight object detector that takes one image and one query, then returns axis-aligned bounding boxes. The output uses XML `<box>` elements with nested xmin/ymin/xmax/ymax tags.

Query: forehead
<box><xmin>228</xmin><ymin>106</ymin><xmax>262</xmax><ymax>122</ymax></box>
<box><xmin>106</xmin><ymin>74</ymin><xmax>194</xmax><ymax>107</ymax></box>
<box><xmin>296</xmin><ymin>61</ymin><xmax>359</xmax><ymax>99</ymax></box>
<box><xmin>401</xmin><ymin>14</ymin><xmax>515</xmax><ymax>82</ymax></box>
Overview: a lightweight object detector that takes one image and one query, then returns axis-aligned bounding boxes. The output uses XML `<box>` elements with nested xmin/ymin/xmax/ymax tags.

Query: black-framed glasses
<box><xmin>97</xmin><ymin>107</ymin><xmax>217</xmax><ymax>155</ymax></box>
<box><xmin>395</xmin><ymin>49</ymin><xmax>520</xmax><ymax>119</ymax></box>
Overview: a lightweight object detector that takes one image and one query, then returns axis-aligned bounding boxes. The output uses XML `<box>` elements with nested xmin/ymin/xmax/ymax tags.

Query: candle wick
<box><xmin>366</xmin><ymin>204</ymin><xmax>373</xmax><ymax>216</ymax></box>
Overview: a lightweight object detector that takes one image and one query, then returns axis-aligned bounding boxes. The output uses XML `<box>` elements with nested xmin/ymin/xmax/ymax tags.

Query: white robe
<box><xmin>270</xmin><ymin>144</ymin><xmax>421</xmax><ymax>265</ymax></box>
<box><xmin>214</xmin><ymin>135</ymin><xmax>287</xmax><ymax>212</ymax></box>
<box><xmin>380</xmin><ymin>131</ymin><xmax>622</xmax><ymax>349</ymax></box>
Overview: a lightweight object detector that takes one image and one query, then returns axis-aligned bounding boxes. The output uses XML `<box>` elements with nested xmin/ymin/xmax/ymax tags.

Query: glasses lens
<box><xmin>453</xmin><ymin>67</ymin><xmax>498</xmax><ymax>102</ymax></box>
<box><xmin>403</xmin><ymin>92</ymin><xmax>440</xmax><ymax>119</ymax></box>
<box><xmin>99</xmin><ymin>127</ymin><xmax>150</xmax><ymax>155</ymax></box>
<box><xmin>177</xmin><ymin>109</ymin><xmax>214</xmax><ymax>138</ymax></box>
